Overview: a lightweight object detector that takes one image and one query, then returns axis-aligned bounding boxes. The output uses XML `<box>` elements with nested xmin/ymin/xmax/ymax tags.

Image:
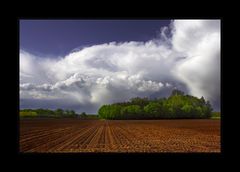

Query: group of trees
<box><xmin>19</xmin><ymin>111</ymin><xmax>38</xmax><ymax>118</ymax></box>
<box><xmin>19</xmin><ymin>108</ymin><xmax>100</xmax><ymax>119</ymax></box>
<box><xmin>78</xmin><ymin>113</ymin><xmax>99</xmax><ymax>119</ymax></box>
<box><xmin>98</xmin><ymin>89</ymin><xmax>213</xmax><ymax>119</ymax></box>
<box><xmin>20</xmin><ymin>108</ymin><xmax>77</xmax><ymax>118</ymax></box>
<box><xmin>211</xmin><ymin>111</ymin><xmax>221</xmax><ymax>119</ymax></box>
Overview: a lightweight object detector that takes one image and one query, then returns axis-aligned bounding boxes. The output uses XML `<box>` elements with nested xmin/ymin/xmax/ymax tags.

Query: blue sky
<box><xmin>20</xmin><ymin>20</ymin><xmax>171</xmax><ymax>57</ymax></box>
<box><xmin>20</xmin><ymin>20</ymin><xmax>220</xmax><ymax>113</ymax></box>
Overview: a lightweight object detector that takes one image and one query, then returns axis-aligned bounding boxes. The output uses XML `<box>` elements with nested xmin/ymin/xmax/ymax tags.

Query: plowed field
<box><xmin>20</xmin><ymin>119</ymin><xmax>220</xmax><ymax>152</ymax></box>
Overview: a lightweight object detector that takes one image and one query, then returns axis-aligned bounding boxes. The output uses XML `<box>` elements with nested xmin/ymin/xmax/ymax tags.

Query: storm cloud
<box><xmin>20</xmin><ymin>20</ymin><xmax>220</xmax><ymax>113</ymax></box>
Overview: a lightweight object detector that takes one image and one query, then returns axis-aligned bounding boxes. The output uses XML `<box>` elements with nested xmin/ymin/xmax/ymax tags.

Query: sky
<box><xmin>20</xmin><ymin>20</ymin><xmax>171</xmax><ymax>57</ymax></box>
<box><xmin>20</xmin><ymin>19</ymin><xmax>220</xmax><ymax>113</ymax></box>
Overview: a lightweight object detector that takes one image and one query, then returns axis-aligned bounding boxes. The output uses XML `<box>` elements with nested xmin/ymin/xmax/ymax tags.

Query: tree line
<box><xmin>20</xmin><ymin>108</ymin><xmax>78</xmax><ymax>118</ymax></box>
<box><xmin>98</xmin><ymin>89</ymin><xmax>213</xmax><ymax>119</ymax></box>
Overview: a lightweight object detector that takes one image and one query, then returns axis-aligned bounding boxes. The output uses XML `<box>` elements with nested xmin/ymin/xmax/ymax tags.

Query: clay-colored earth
<box><xmin>20</xmin><ymin>119</ymin><xmax>220</xmax><ymax>153</ymax></box>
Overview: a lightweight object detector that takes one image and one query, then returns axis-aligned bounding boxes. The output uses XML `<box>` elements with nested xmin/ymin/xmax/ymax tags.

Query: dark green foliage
<box><xmin>121</xmin><ymin>105</ymin><xmax>143</xmax><ymax>119</ymax></box>
<box><xmin>20</xmin><ymin>108</ymin><xmax>77</xmax><ymax>118</ymax></box>
<box><xmin>211</xmin><ymin>111</ymin><xmax>220</xmax><ymax>117</ymax></box>
<box><xmin>79</xmin><ymin>112</ymin><xmax>87</xmax><ymax>119</ymax></box>
<box><xmin>78</xmin><ymin>113</ymin><xmax>99</xmax><ymax>119</ymax></box>
<box><xmin>64</xmin><ymin>109</ymin><xmax>77</xmax><ymax>117</ymax></box>
<box><xmin>55</xmin><ymin>108</ymin><xmax>64</xmax><ymax>117</ymax></box>
<box><xmin>20</xmin><ymin>111</ymin><xmax>38</xmax><ymax>118</ymax></box>
<box><xmin>144</xmin><ymin>102</ymin><xmax>164</xmax><ymax>118</ymax></box>
<box><xmin>130</xmin><ymin>97</ymin><xmax>149</xmax><ymax>108</ymax></box>
<box><xmin>98</xmin><ymin>89</ymin><xmax>213</xmax><ymax>119</ymax></box>
<box><xmin>98</xmin><ymin>104</ymin><xmax>122</xmax><ymax>119</ymax></box>
<box><xmin>211</xmin><ymin>111</ymin><xmax>220</xmax><ymax>119</ymax></box>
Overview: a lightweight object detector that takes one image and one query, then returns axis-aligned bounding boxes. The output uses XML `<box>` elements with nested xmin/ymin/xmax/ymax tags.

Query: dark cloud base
<box><xmin>20</xmin><ymin>99</ymin><xmax>99</xmax><ymax>114</ymax></box>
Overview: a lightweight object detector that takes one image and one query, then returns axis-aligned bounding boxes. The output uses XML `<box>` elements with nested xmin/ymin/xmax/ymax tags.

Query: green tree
<box><xmin>98</xmin><ymin>89</ymin><xmax>213</xmax><ymax>119</ymax></box>
<box><xmin>98</xmin><ymin>105</ymin><xmax>108</xmax><ymax>119</ymax></box>
<box><xmin>170</xmin><ymin>89</ymin><xmax>184</xmax><ymax>96</ymax></box>
<box><xmin>121</xmin><ymin>105</ymin><xmax>142</xmax><ymax>119</ymax></box>
<box><xmin>130</xmin><ymin>97</ymin><xmax>149</xmax><ymax>108</ymax></box>
<box><xmin>181</xmin><ymin>104</ymin><xmax>194</xmax><ymax>118</ymax></box>
<box><xmin>20</xmin><ymin>111</ymin><xmax>37</xmax><ymax>118</ymax></box>
<box><xmin>144</xmin><ymin>102</ymin><xmax>163</xmax><ymax>118</ymax></box>
<box><xmin>55</xmin><ymin>109</ymin><xmax>64</xmax><ymax>117</ymax></box>
<box><xmin>80</xmin><ymin>112</ymin><xmax>87</xmax><ymax>119</ymax></box>
<box><xmin>70</xmin><ymin>110</ymin><xmax>76</xmax><ymax>117</ymax></box>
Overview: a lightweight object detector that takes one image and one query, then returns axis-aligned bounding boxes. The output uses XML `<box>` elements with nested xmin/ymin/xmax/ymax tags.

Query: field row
<box><xmin>20</xmin><ymin>119</ymin><xmax>220</xmax><ymax>152</ymax></box>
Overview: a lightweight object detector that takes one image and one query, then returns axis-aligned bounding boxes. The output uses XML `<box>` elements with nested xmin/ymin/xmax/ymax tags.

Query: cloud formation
<box><xmin>20</xmin><ymin>20</ymin><xmax>220</xmax><ymax>113</ymax></box>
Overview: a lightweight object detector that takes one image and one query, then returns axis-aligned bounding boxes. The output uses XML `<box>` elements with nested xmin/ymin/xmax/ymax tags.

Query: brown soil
<box><xmin>20</xmin><ymin>119</ymin><xmax>220</xmax><ymax>153</ymax></box>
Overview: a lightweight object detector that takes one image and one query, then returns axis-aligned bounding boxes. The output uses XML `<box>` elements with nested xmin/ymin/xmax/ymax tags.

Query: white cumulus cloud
<box><xmin>20</xmin><ymin>20</ymin><xmax>220</xmax><ymax>113</ymax></box>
